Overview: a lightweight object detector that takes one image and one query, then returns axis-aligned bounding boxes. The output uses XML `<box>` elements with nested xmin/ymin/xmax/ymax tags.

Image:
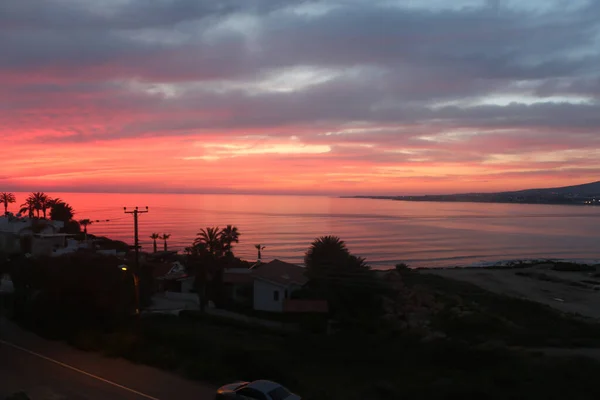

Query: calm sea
<box><xmin>12</xmin><ymin>193</ymin><xmax>600</xmax><ymax>269</ymax></box>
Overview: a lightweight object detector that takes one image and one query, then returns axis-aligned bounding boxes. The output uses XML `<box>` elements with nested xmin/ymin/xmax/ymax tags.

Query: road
<box><xmin>0</xmin><ymin>317</ymin><xmax>215</xmax><ymax>400</ymax></box>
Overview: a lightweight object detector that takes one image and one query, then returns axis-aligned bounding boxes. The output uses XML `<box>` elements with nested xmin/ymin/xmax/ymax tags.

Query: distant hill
<box><xmin>508</xmin><ymin>181</ymin><xmax>600</xmax><ymax>196</ymax></box>
<box><xmin>345</xmin><ymin>180</ymin><xmax>600</xmax><ymax>205</ymax></box>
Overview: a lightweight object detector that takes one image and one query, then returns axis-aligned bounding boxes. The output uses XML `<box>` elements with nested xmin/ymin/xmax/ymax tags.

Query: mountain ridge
<box><xmin>345</xmin><ymin>180</ymin><xmax>600</xmax><ymax>205</ymax></box>
<box><xmin>507</xmin><ymin>181</ymin><xmax>600</xmax><ymax>196</ymax></box>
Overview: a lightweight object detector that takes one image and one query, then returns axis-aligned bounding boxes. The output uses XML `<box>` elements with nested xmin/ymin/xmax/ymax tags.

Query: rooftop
<box><xmin>251</xmin><ymin>259</ymin><xmax>308</xmax><ymax>286</ymax></box>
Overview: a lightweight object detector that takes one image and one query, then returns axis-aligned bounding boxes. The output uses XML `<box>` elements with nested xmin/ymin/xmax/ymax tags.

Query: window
<box><xmin>273</xmin><ymin>290</ymin><xmax>279</xmax><ymax>301</ymax></box>
<box><xmin>268</xmin><ymin>386</ymin><xmax>291</xmax><ymax>400</ymax></box>
<box><xmin>237</xmin><ymin>388</ymin><xmax>268</xmax><ymax>400</ymax></box>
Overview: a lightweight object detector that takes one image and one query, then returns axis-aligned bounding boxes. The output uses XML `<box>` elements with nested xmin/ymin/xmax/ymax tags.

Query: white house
<box><xmin>0</xmin><ymin>215</ymin><xmax>66</xmax><ymax>257</ymax></box>
<box><xmin>251</xmin><ymin>259</ymin><xmax>308</xmax><ymax>313</ymax></box>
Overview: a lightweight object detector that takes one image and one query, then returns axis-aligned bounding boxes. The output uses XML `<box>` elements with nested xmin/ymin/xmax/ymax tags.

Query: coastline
<box><xmin>421</xmin><ymin>257</ymin><xmax>600</xmax><ymax>270</ymax></box>
<box><xmin>341</xmin><ymin>195</ymin><xmax>597</xmax><ymax>207</ymax></box>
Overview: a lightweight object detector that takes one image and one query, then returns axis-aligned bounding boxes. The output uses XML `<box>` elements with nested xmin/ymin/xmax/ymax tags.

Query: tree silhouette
<box><xmin>0</xmin><ymin>192</ymin><xmax>16</xmax><ymax>215</ymax></box>
<box><xmin>219</xmin><ymin>225</ymin><xmax>240</xmax><ymax>255</ymax></box>
<box><xmin>150</xmin><ymin>233</ymin><xmax>160</xmax><ymax>253</ymax></box>
<box><xmin>32</xmin><ymin>192</ymin><xmax>51</xmax><ymax>219</ymax></box>
<box><xmin>49</xmin><ymin>200</ymin><xmax>74</xmax><ymax>223</ymax></box>
<box><xmin>79</xmin><ymin>219</ymin><xmax>93</xmax><ymax>240</ymax></box>
<box><xmin>19</xmin><ymin>192</ymin><xmax>51</xmax><ymax>219</ymax></box>
<box><xmin>159</xmin><ymin>233</ymin><xmax>171</xmax><ymax>252</ymax></box>
<box><xmin>194</xmin><ymin>227</ymin><xmax>222</xmax><ymax>256</ymax></box>
<box><xmin>19</xmin><ymin>197</ymin><xmax>36</xmax><ymax>218</ymax></box>
<box><xmin>304</xmin><ymin>235</ymin><xmax>349</xmax><ymax>275</ymax></box>
<box><xmin>304</xmin><ymin>235</ymin><xmax>384</xmax><ymax>324</ymax></box>
<box><xmin>255</xmin><ymin>244</ymin><xmax>266</xmax><ymax>261</ymax></box>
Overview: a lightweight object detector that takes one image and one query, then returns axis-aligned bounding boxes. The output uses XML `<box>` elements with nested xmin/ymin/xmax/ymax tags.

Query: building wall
<box><xmin>0</xmin><ymin>217</ymin><xmax>30</xmax><ymax>234</ymax></box>
<box><xmin>0</xmin><ymin>217</ymin><xmax>65</xmax><ymax>256</ymax></box>
<box><xmin>32</xmin><ymin>236</ymin><xmax>66</xmax><ymax>258</ymax></box>
<box><xmin>0</xmin><ymin>217</ymin><xmax>64</xmax><ymax>234</ymax></box>
<box><xmin>253</xmin><ymin>279</ymin><xmax>286</xmax><ymax>312</ymax></box>
<box><xmin>180</xmin><ymin>277</ymin><xmax>195</xmax><ymax>293</ymax></box>
<box><xmin>0</xmin><ymin>232</ymin><xmax>21</xmax><ymax>254</ymax></box>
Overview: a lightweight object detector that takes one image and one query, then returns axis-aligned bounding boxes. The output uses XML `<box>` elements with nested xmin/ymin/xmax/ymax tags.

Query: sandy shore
<box><xmin>424</xmin><ymin>263</ymin><xmax>600</xmax><ymax>320</ymax></box>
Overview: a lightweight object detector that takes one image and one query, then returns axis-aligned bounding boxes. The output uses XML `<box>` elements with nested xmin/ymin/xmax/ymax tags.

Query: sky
<box><xmin>1</xmin><ymin>0</ymin><xmax>599</xmax><ymax>196</ymax></box>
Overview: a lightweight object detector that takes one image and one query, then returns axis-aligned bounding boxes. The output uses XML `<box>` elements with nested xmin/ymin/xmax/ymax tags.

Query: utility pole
<box><xmin>124</xmin><ymin>206</ymin><xmax>148</xmax><ymax>273</ymax></box>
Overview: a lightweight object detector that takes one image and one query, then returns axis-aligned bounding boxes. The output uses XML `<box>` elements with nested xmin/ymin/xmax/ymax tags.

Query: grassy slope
<box><xmin>9</xmin><ymin>270</ymin><xmax>600</xmax><ymax>400</ymax></box>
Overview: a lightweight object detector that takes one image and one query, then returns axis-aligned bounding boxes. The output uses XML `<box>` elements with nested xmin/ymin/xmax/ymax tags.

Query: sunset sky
<box><xmin>1</xmin><ymin>0</ymin><xmax>599</xmax><ymax>195</ymax></box>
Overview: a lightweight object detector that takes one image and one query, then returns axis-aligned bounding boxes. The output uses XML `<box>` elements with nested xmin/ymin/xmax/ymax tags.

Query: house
<box><xmin>148</xmin><ymin>260</ymin><xmax>200</xmax><ymax>311</ymax></box>
<box><xmin>155</xmin><ymin>261</ymin><xmax>193</xmax><ymax>292</ymax></box>
<box><xmin>251</xmin><ymin>259</ymin><xmax>310</xmax><ymax>313</ymax></box>
<box><xmin>0</xmin><ymin>216</ymin><xmax>66</xmax><ymax>257</ymax></box>
<box><xmin>220</xmin><ymin>259</ymin><xmax>328</xmax><ymax>313</ymax></box>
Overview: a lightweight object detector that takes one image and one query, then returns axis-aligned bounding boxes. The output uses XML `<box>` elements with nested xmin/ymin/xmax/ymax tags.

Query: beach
<box><xmin>425</xmin><ymin>262</ymin><xmax>600</xmax><ymax>319</ymax></box>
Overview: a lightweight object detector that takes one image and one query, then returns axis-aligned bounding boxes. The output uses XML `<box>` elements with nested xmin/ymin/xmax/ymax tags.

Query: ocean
<box><xmin>12</xmin><ymin>192</ymin><xmax>600</xmax><ymax>269</ymax></box>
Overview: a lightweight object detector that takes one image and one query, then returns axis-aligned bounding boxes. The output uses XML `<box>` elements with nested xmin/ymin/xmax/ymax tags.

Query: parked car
<box><xmin>216</xmin><ymin>380</ymin><xmax>300</xmax><ymax>400</ymax></box>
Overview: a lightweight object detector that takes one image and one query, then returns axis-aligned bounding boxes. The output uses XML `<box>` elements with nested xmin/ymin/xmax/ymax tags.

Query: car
<box><xmin>216</xmin><ymin>380</ymin><xmax>300</xmax><ymax>400</ymax></box>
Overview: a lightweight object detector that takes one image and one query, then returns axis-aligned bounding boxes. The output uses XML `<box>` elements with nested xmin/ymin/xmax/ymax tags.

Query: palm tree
<box><xmin>21</xmin><ymin>192</ymin><xmax>51</xmax><ymax>218</ymax></box>
<box><xmin>30</xmin><ymin>192</ymin><xmax>51</xmax><ymax>218</ymax></box>
<box><xmin>304</xmin><ymin>236</ymin><xmax>380</xmax><ymax>321</ymax></box>
<box><xmin>150</xmin><ymin>233</ymin><xmax>160</xmax><ymax>253</ymax></box>
<box><xmin>39</xmin><ymin>193</ymin><xmax>52</xmax><ymax>219</ymax></box>
<box><xmin>219</xmin><ymin>225</ymin><xmax>240</xmax><ymax>255</ymax></box>
<box><xmin>48</xmin><ymin>197</ymin><xmax>64</xmax><ymax>206</ymax></box>
<box><xmin>0</xmin><ymin>192</ymin><xmax>16</xmax><ymax>215</ymax></box>
<box><xmin>159</xmin><ymin>233</ymin><xmax>171</xmax><ymax>252</ymax></box>
<box><xmin>255</xmin><ymin>244</ymin><xmax>265</xmax><ymax>261</ymax></box>
<box><xmin>19</xmin><ymin>198</ymin><xmax>36</xmax><ymax>218</ymax></box>
<box><xmin>194</xmin><ymin>227</ymin><xmax>222</xmax><ymax>256</ymax></box>
<box><xmin>304</xmin><ymin>235</ymin><xmax>350</xmax><ymax>279</ymax></box>
<box><xmin>49</xmin><ymin>200</ymin><xmax>75</xmax><ymax>223</ymax></box>
<box><xmin>79</xmin><ymin>219</ymin><xmax>93</xmax><ymax>240</ymax></box>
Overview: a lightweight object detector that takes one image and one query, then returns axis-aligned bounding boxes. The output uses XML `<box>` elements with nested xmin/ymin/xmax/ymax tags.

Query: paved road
<box><xmin>0</xmin><ymin>318</ymin><xmax>215</xmax><ymax>400</ymax></box>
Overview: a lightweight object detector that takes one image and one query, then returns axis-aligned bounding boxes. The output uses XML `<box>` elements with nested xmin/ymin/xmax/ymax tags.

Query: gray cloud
<box><xmin>0</xmin><ymin>0</ymin><xmax>296</xmax><ymax>31</ymax></box>
<box><xmin>1</xmin><ymin>0</ymin><xmax>599</xmax><ymax>158</ymax></box>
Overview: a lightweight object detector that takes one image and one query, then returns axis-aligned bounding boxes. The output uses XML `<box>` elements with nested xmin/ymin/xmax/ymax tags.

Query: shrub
<box><xmin>552</xmin><ymin>262</ymin><xmax>596</xmax><ymax>272</ymax></box>
<box><xmin>5</xmin><ymin>392</ymin><xmax>30</xmax><ymax>400</ymax></box>
<box><xmin>395</xmin><ymin>263</ymin><xmax>410</xmax><ymax>272</ymax></box>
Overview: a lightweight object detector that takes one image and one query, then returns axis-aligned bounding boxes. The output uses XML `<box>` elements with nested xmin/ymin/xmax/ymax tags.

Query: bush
<box><xmin>5</xmin><ymin>392</ymin><xmax>30</xmax><ymax>400</ymax></box>
<box><xmin>551</xmin><ymin>262</ymin><xmax>596</xmax><ymax>272</ymax></box>
<box><xmin>395</xmin><ymin>263</ymin><xmax>410</xmax><ymax>272</ymax></box>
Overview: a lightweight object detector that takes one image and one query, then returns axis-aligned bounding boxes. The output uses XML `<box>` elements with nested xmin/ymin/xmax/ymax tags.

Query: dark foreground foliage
<box><xmin>7</xmin><ymin>265</ymin><xmax>600</xmax><ymax>400</ymax></box>
<box><xmin>7</xmin><ymin>299</ymin><xmax>600</xmax><ymax>400</ymax></box>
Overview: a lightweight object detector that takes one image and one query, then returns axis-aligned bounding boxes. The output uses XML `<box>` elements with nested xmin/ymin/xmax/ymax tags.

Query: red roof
<box><xmin>251</xmin><ymin>259</ymin><xmax>308</xmax><ymax>286</ymax></box>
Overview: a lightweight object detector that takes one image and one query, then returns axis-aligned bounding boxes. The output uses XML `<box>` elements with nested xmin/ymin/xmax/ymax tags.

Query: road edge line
<box><xmin>0</xmin><ymin>338</ymin><xmax>160</xmax><ymax>400</ymax></box>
